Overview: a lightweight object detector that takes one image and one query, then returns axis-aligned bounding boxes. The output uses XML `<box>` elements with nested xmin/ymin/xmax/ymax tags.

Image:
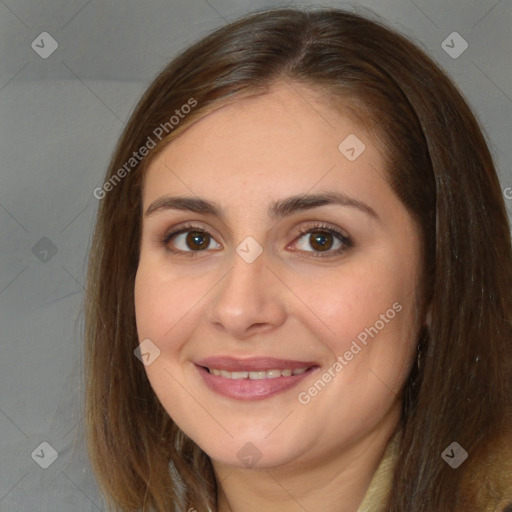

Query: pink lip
<box><xmin>194</xmin><ymin>356</ymin><xmax>319</xmax><ymax>401</ymax></box>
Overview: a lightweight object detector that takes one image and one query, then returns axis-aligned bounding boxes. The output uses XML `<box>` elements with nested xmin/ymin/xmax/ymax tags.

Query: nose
<box><xmin>206</xmin><ymin>246</ymin><xmax>287</xmax><ymax>340</ymax></box>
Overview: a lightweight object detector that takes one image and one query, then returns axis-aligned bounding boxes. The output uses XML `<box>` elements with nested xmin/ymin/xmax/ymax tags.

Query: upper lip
<box><xmin>195</xmin><ymin>356</ymin><xmax>319</xmax><ymax>372</ymax></box>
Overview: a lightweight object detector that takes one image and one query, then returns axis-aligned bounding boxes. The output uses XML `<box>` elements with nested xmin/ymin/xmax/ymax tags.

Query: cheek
<box><xmin>298</xmin><ymin>258</ymin><xmax>414</xmax><ymax>341</ymax></box>
<box><xmin>134</xmin><ymin>256</ymin><xmax>203</xmax><ymax>343</ymax></box>
<box><xmin>133</xmin><ymin>260</ymin><xmax>205</xmax><ymax>427</ymax></box>
<box><xmin>295</xmin><ymin>254</ymin><xmax>419</xmax><ymax>395</ymax></box>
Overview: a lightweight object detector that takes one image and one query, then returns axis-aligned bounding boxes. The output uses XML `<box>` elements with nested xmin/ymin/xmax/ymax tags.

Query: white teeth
<box><xmin>208</xmin><ymin>367</ymin><xmax>309</xmax><ymax>379</ymax></box>
<box><xmin>231</xmin><ymin>371</ymin><xmax>249</xmax><ymax>379</ymax></box>
<box><xmin>248</xmin><ymin>371</ymin><xmax>266</xmax><ymax>379</ymax></box>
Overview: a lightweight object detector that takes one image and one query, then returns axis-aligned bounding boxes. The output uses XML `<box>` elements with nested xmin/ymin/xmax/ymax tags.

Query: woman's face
<box><xmin>134</xmin><ymin>83</ymin><xmax>424</xmax><ymax>470</ymax></box>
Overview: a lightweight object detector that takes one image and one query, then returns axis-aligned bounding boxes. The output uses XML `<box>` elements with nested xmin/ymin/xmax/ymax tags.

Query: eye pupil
<box><xmin>310</xmin><ymin>231</ymin><xmax>333</xmax><ymax>251</ymax></box>
<box><xmin>186</xmin><ymin>231</ymin><xmax>209</xmax><ymax>250</ymax></box>
<box><xmin>167</xmin><ymin>226</ymin><xmax>346</xmax><ymax>257</ymax></box>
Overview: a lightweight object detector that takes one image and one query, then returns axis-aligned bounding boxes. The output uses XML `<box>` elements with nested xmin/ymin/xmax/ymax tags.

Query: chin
<box><xmin>197</xmin><ymin>432</ymin><xmax>308</xmax><ymax>471</ymax></box>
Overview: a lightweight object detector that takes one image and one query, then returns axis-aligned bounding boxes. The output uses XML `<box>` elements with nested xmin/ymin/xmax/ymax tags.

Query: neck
<box><xmin>212</xmin><ymin>405</ymin><xmax>400</xmax><ymax>512</ymax></box>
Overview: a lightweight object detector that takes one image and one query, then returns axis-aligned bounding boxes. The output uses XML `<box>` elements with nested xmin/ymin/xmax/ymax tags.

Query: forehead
<box><xmin>164</xmin><ymin>85</ymin><xmax>367</xmax><ymax>158</ymax></box>
<box><xmin>141</xmin><ymin>84</ymin><xmax>392</xmax><ymax>218</ymax></box>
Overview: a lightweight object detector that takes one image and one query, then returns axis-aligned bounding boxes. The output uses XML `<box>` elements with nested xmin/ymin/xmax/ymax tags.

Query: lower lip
<box><xmin>195</xmin><ymin>365</ymin><xmax>318</xmax><ymax>401</ymax></box>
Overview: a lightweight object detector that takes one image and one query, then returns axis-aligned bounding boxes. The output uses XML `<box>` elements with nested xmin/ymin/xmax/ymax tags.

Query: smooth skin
<box><xmin>134</xmin><ymin>82</ymin><xmax>425</xmax><ymax>512</ymax></box>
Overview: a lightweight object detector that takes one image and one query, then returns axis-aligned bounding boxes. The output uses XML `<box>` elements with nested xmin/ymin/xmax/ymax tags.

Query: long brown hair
<box><xmin>84</xmin><ymin>7</ymin><xmax>512</xmax><ymax>511</ymax></box>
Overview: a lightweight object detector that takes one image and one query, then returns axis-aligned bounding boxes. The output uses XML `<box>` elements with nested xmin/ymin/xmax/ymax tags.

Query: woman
<box><xmin>85</xmin><ymin>7</ymin><xmax>512</xmax><ymax>511</ymax></box>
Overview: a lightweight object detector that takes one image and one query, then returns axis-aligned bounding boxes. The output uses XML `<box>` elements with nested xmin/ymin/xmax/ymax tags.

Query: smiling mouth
<box><xmin>204</xmin><ymin>367</ymin><xmax>310</xmax><ymax>379</ymax></box>
<box><xmin>195</xmin><ymin>359</ymin><xmax>319</xmax><ymax>400</ymax></box>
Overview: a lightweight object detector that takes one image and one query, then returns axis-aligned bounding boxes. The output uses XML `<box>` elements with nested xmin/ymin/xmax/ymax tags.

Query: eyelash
<box><xmin>160</xmin><ymin>222</ymin><xmax>353</xmax><ymax>259</ymax></box>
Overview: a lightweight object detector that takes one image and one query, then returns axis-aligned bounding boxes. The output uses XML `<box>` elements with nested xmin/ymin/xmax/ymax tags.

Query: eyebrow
<box><xmin>145</xmin><ymin>191</ymin><xmax>379</xmax><ymax>221</ymax></box>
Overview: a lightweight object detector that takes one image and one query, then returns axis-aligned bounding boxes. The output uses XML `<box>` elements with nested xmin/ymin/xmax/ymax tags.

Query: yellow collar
<box><xmin>356</xmin><ymin>431</ymin><xmax>400</xmax><ymax>512</ymax></box>
<box><xmin>356</xmin><ymin>427</ymin><xmax>512</xmax><ymax>512</ymax></box>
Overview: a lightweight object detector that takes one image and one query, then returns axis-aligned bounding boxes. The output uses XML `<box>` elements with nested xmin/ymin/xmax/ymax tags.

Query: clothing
<box><xmin>355</xmin><ymin>431</ymin><xmax>398</xmax><ymax>512</ymax></box>
<box><xmin>356</xmin><ymin>429</ymin><xmax>512</xmax><ymax>512</ymax></box>
<box><xmin>177</xmin><ymin>428</ymin><xmax>512</xmax><ymax>510</ymax></box>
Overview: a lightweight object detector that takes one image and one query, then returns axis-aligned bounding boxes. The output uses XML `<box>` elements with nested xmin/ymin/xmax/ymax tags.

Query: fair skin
<box><xmin>134</xmin><ymin>83</ymin><xmax>424</xmax><ymax>511</ymax></box>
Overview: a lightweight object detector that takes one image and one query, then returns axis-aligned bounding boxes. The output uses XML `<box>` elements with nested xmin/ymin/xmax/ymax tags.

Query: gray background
<box><xmin>0</xmin><ymin>0</ymin><xmax>510</xmax><ymax>510</ymax></box>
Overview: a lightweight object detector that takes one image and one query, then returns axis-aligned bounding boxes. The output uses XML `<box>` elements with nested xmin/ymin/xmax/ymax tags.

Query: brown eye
<box><xmin>164</xmin><ymin>227</ymin><xmax>222</xmax><ymax>253</ymax></box>
<box><xmin>307</xmin><ymin>231</ymin><xmax>335</xmax><ymax>251</ymax></box>
<box><xmin>294</xmin><ymin>227</ymin><xmax>349</xmax><ymax>256</ymax></box>
<box><xmin>184</xmin><ymin>231</ymin><xmax>210</xmax><ymax>250</ymax></box>
<box><xmin>291</xmin><ymin>223</ymin><xmax>353</xmax><ymax>258</ymax></box>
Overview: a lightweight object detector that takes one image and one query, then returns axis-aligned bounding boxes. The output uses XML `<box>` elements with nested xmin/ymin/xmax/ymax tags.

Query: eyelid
<box><xmin>289</xmin><ymin>222</ymin><xmax>352</xmax><ymax>257</ymax></box>
<box><xmin>160</xmin><ymin>222</ymin><xmax>223</xmax><ymax>254</ymax></box>
<box><xmin>161</xmin><ymin>221</ymin><xmax>222</xmax><ymax>242</ymax></box>
<box><xmin>160</xmin><ymin>221</ymin><xmax>353</xmax><ymax>257</ymax></box>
